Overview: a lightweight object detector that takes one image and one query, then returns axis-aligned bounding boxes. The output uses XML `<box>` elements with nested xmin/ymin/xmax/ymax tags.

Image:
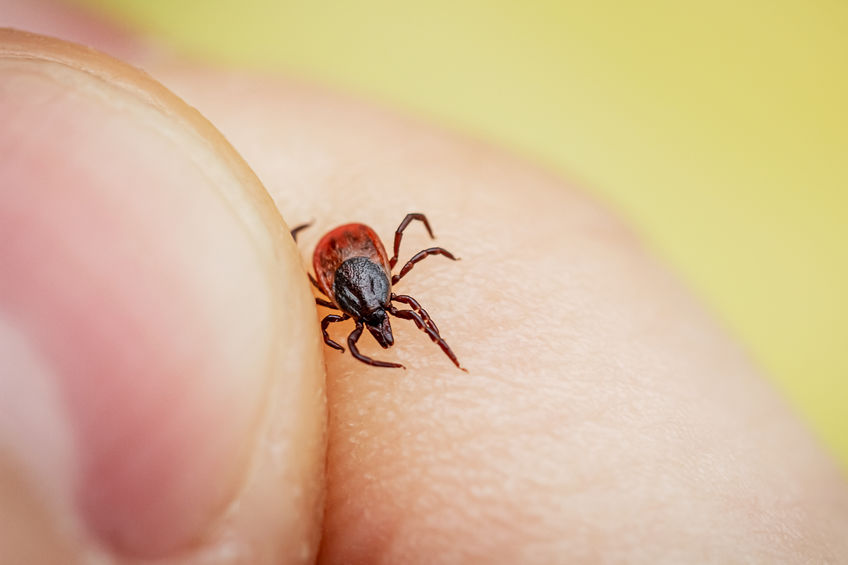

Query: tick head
<box><xmin>365</xmin><ymin>309</ymin><xmax>394</xmax><ymax>348</ymax></box>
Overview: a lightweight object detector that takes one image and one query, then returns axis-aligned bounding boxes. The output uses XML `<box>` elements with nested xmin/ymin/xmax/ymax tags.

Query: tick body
<box><xmin>292</xmin><ymin>213</ymin><xmax>465</xmax><ymax>371</ymax></box>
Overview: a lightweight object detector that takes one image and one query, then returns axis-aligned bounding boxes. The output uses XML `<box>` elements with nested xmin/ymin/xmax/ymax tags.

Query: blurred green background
<box><xmin>80</xmin><ymin>0</ymin><xmax>847</xmax><ymax>466</ymax></box>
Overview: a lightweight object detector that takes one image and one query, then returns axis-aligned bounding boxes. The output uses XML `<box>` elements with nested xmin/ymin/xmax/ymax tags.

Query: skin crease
<box><xmin>0</xmin><ymin>3</ymin><xmax>847</xmax><ymax>564</ymax></box>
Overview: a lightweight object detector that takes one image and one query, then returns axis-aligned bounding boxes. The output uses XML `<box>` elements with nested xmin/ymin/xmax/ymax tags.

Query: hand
<box><xmin>1</xmin><ymin>3</ymin><xmax>846</xmax><ymax>564</ymax></box>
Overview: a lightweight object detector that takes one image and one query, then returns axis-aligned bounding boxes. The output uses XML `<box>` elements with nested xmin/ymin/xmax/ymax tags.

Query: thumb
<box><xmin>0</xmin><ymin>29</ymin><xmax>325</xmax><ymax>563</ymax></box>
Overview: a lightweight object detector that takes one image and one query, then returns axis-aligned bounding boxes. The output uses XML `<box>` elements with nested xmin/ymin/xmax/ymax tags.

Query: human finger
<box><xmin>0</xmin><ymin>29</ymin><xmax>325</xmax><ymax>563</ymax></box>
<box><xmin>159</xmin><ymin>69</ymin><xmax>848</xmax><ymax>563</ymax></box>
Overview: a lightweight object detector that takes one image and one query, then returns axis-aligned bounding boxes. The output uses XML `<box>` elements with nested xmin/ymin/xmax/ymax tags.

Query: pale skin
<box><xmin>0</xmin><ymin>3</ymin><xmax>846</xmax><ymax>564</ymax></box>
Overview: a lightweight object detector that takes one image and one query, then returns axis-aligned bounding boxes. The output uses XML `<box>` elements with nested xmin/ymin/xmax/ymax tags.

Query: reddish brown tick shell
<box><xmin>312</xmin><ymin>223</ymin><xmax>391</xmax><ymax>301</ymax></box>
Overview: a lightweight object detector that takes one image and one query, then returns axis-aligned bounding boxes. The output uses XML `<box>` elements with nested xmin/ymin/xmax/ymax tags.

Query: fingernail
<box><xmin>0</xmin><ymin>32</ymin><xmax>283</xmax><ymax>557</ymax></box>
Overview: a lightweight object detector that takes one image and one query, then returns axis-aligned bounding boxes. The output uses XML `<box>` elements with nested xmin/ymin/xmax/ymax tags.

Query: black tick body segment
<box><xmin>291</xmin><ymin>213</ymin><xmax>465</xmax><ymax>371</ymax></box>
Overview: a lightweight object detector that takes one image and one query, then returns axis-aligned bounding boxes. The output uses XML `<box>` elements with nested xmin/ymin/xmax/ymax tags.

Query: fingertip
<box><xmin>0</xmin><ymin>29</ymin><xmax>325</xmax><ymax>562</ymax></box>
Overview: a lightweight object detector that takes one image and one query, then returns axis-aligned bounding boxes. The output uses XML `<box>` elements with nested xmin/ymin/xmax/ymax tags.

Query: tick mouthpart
<box><xmin>365</xmin><ymin>309</ymin><xmax>394</xmax><ymax>348</ymax></box>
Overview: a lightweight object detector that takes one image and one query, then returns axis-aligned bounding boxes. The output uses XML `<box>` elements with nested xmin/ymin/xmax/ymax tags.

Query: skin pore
<box><xmin>0</xmin><ymin>4</ymin><xmax>847</xmax><ymax>564</ymax></box>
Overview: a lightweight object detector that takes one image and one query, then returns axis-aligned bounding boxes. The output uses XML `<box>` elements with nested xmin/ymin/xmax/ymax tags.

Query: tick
<box><xmin>291</xmin><ymin>213</ymin><xmax>465</xmax><ymax>371</ymax></box>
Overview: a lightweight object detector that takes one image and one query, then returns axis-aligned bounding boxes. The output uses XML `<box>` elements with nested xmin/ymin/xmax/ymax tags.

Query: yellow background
<box><xmin>81</xmin><ymin>1</ymin><xmax>847</xmax><ymax>466</ymax></box>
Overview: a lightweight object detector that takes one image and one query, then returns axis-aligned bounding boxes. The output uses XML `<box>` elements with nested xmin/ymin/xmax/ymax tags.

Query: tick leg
<box><xmin>307</xmin><ymin>273</ymin><xmax>325</xmax><ymax>293</ymax></box>
<box><xmin>391</xmin><ymin>293</ymin><xmax>439</xmax><ymax>334</ymax></box>
<box><xmin>391</xmin><ymin>247</ymin><xmax>459</xmax><ymax>285</ymax></box>
<box><xmin>321</xmin><ymin>314</ymin><xmax>349</xmax><ymax>352</ymax></box>
<box><xmin>316</xmin><ymin>297</ymin><xmax>338</xmax><ymax>309</ymax></box>
<box><xmin>390</xmin><ymin>213</ymin><xmax>435</xmax><ymax>269</ymax></box>
<box><xmin>290</xmin><ymin>222</ymin><xmax>329</xmax><ymax>297</ymax></box>
<box><xmin>290</xmin><ymin>221</ymin><xmax>313</xmax><ymax>242</ymax></box>
<box><xmin>389</xmin><ymin>306</ymin><xmax>466</xmax><ymax>371</ymax></box>
<box><xmin>348</xmin><ymin>321</ymin><xmax>406</xmax><ymax>369</ymax></box>
<box><xmin>309</xmin><ymin>271</ymin><xmax>333</xmax><ymax>302</ymax></box>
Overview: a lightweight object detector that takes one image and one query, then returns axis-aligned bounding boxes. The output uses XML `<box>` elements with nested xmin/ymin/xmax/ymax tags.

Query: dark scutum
<box><xmin>332</xmin><ymin>256</ymin><xmax>391</xmax><ymax>319</ymax></box>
